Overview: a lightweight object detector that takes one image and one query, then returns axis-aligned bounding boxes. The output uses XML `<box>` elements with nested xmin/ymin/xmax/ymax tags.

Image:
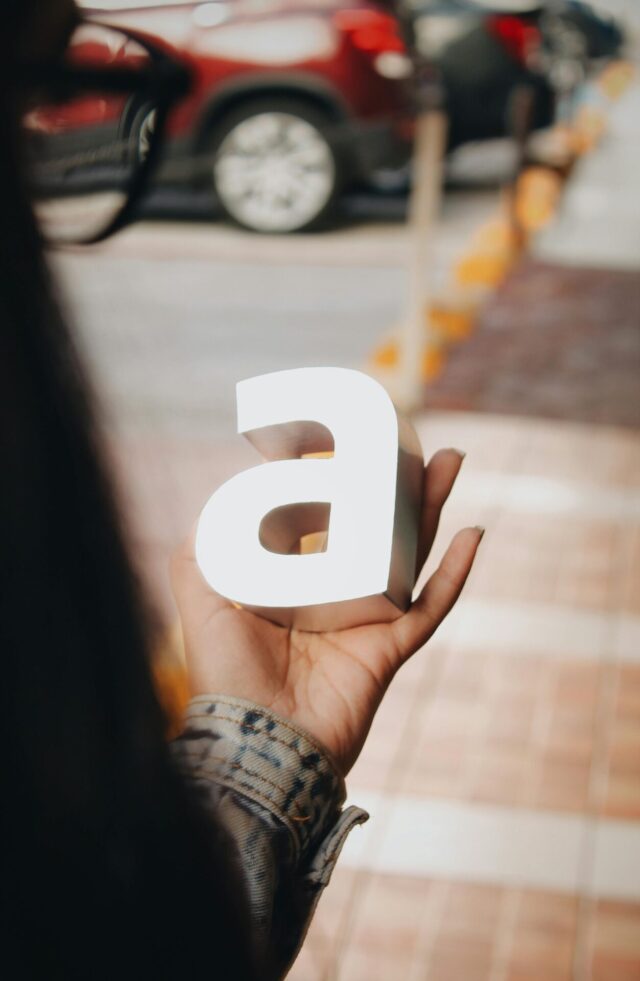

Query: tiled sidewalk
<box><xmin>112</xmin><ymin>408</ymin><xmax>640</xmax><ymax>980</ymax></box>
<box><xmin>290</xmin><ymin>411</ymin><xmax>640</xmax><ymax>981</ymax></box>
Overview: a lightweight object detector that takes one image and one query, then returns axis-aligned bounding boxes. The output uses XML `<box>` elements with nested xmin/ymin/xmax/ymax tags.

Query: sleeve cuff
<box><xmin>176</xmin><ymin>694</ymin><xmax>368</xmax><ymax>862</ymax></box>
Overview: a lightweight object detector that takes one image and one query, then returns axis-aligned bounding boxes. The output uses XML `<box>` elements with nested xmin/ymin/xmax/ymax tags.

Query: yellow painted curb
<box><xmin>471</xmin><ymin>218</ymin><xmax>520</xmax><ymax>252</ymax></box>
<box><xmin>428</xmin><ymin>298</ymin><xmax>478</xmax><ymax>341</ymax></box>
<box><xmin>515</xmin><ymin>167</ymin><xmax>563</xmax><ymax>232</ymax></box>
<box><xmin>371</xmin><ymin>337</ymin><xmax>400</xmax><ymax>369</ymax></box>
<box><xmin>598</xmin><ymin>60</ymin><xmax>635</xmax><ymax>100</ymax></box>
<box><xmin>370</xmin><ymin>332</ymin><xmax>448</xmax><ymax>382</ymax></box>
<box><xmin>422</xmin><ymin>343</ymin><xmax>446</xmax><ymax>380</ymax></box>
<box><xmin>454</xmin><ymin>249</ymin><xmax>517</xmax><ymax>289</ymax></box>
<box><xmin>572</xmin><ymin>104</ymin><xmax>607</xmax><ymax>155</ymax></box>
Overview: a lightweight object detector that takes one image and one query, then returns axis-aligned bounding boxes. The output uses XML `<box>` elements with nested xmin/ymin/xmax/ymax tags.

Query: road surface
<box><xmin>53</xmin><ymin>152</ymin><xmax>509</xmax><ymax>441</ymax></box>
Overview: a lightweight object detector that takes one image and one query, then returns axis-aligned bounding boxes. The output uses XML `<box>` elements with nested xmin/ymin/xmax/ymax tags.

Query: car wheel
<box><xmin>136</xmin><ymin>107</ymin><xmax>157</xmax><ymax>163</ymax></box>
<box><xmin>210</xmin><ymin>99</ymin><xmax>341</xmax><ymax>233</ymax></box>
<box><xmin>125</xmin><ymin>104</ymin><xmax>157</xmax><ymax>164</ymax></box>
<box><xmin>120</xmin><ymin>100</ymin><xmax>158</xmax><ymax>168</ymax></box>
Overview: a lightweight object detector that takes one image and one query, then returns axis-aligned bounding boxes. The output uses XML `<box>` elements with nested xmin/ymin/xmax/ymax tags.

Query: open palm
<box><xmin>171</xmin><ymin>448</ymin><xmax>481</xmax><ymax>775</ymax></box>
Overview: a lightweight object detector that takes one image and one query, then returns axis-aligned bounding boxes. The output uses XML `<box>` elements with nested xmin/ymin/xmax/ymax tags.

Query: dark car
<box><xmin>71</xmin><ymin>0</ymin><xmax>416</xmax><ymax>232</ymax></box>
<box><xmin>406</xmin><ymin>0</ymin><xmax>555</xmax><ymax>148</ymax></box>
<box><xmin>535</xmin><ymin>1</ymin><xmax>626</xmax><ymax>95</ymax></box>
<box><xmin>544</xmin><ymin>1</ymin><xmax>625</xmax><ymax>61</ymax></box>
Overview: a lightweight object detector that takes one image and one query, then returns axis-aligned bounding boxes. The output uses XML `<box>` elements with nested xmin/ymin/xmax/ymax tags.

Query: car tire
<box><xmin>123</xmin><ymin>102</ymin><xmax>157</xmax><ymax>164</ymax></box>
<box><xmin>208</xmin><ymin>97</ymin><xmax>343</xmax><ymax>233</ymax></box>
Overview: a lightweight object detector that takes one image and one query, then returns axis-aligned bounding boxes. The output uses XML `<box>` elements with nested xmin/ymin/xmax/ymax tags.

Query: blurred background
<box><xmin>29</xmin><ymin>0</ymin><xmax>639</xmax><ymax>977</ymax></box>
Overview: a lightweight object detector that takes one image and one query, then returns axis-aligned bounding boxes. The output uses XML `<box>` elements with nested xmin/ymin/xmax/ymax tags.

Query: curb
<box><xmin>368</xmin><ymin>61</ymin><xmax>635</xmax><ymax>390</ymax></box>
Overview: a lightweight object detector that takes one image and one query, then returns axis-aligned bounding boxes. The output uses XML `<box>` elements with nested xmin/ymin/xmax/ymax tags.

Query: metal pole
<box><xmin>396</xmin><ymin>106</ymin><xmax>448</xmax><ymax>414</ymax></box>
<box><xmin>390</xmin><ymin>0</ymin><xmax>448</xmax><ymax>414</ymax></box>
<box><xmin>506</xmin><ymin>83</ymin><xmax>536</xmax><ymax>255</ymax></box>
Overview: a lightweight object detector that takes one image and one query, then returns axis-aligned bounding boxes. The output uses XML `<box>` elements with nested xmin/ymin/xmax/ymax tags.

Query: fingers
<box><xmin>415</xmin><ymin>448</ymin><xmax>466</xmax><ymax>576</ymax></box>
<box><xmin>392</xmin><ymin>525</ymin><xmax>484</xmax><ymax>661</ymax></box>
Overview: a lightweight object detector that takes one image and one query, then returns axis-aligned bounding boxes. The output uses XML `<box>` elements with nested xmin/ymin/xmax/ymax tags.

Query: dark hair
<box><xmin>1</xmin><ymin>3</ymin><xmax>255</xmax><ymax>977</ymax></box>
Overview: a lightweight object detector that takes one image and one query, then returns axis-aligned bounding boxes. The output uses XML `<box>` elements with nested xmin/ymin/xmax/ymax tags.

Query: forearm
<box><xmin>172</xmin><ymin>695</ymin><xmax>368</xmax><ymax>979</ymax></box>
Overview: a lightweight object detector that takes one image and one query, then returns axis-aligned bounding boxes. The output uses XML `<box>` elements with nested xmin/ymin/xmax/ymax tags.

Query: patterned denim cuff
<box><xmin>178</xmin><ymin>694</ymin><xmax>368</xmax><ymax>862</ymax></box>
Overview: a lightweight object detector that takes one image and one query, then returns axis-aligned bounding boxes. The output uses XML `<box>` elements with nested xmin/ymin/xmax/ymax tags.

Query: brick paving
<box><xmin>423</xmin><ymin>260</ymin><xmax>640</xmax><ymax>428</ymax></box>
<box><xmin>283</xmin><ymin>411</ymin><xmax>640</xmax><ymax>981</ymax></box>
<box><xmin>294</xmin><ymin>872</ymin><xmax>640</xmax><ymax>981</ymax></box>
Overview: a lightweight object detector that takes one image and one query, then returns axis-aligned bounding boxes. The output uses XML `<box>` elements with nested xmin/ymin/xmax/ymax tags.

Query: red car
<box><xmin>70</xmin><ymin>0</ymin><xmax>415</xmax><ymax>232</ymax></box>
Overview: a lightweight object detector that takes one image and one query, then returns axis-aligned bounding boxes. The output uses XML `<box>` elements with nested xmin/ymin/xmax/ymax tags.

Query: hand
<box><xmin>170</xmin><ymin>448</ymin><xmax>482</xmax><ymax>776</ymax></box>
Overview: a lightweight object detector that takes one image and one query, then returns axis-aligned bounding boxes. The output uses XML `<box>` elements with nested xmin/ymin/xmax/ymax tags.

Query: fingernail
<box><xmin>449</xmin><ymin>447</ymin><xmax>466</xmax><ymax>460</ymax></box>
<box><xmin>474</xmin><ymin>525</ymin><xmax>486</xmax><ymax>540</ymax></box>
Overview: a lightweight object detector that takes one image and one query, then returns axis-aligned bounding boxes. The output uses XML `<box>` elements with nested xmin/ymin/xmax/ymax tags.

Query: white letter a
<box><xmin>195</xmin><ymin>368</ymin><xmax>423</xmax><ymax>631</ymax></box>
